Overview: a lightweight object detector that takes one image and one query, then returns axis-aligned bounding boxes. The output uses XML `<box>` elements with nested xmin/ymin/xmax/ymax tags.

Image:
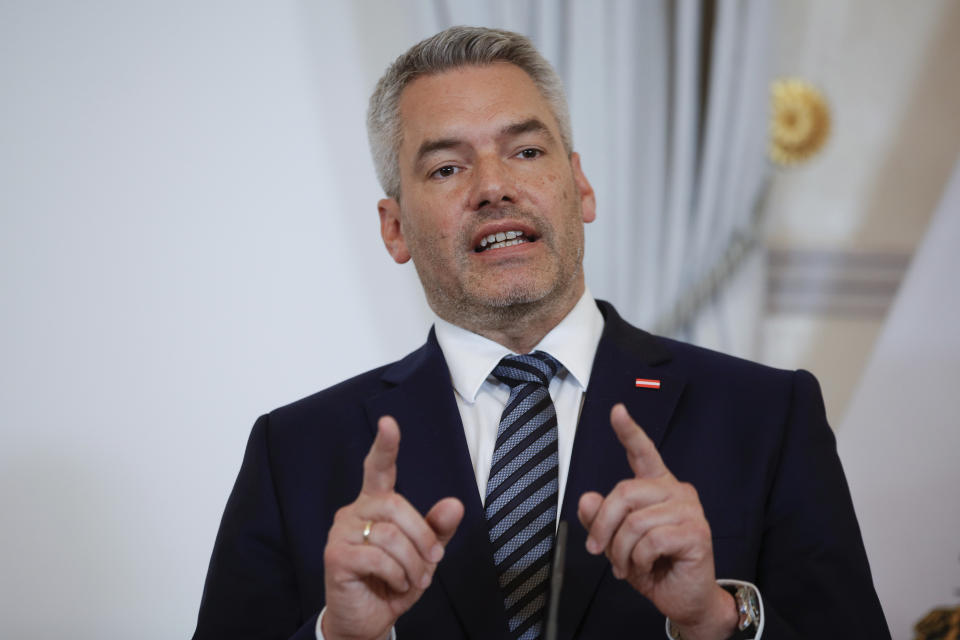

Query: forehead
<box><xmin>396</xmin><ymin>63</ymin><xmax>560</xmax><ymax>156</ymax></box>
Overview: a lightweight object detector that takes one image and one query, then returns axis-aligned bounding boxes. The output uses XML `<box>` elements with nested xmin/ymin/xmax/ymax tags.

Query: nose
<box><xmin>469</xmin><ymin>156</ymin><xmax>518</xmax><ymax>211</ymax></box>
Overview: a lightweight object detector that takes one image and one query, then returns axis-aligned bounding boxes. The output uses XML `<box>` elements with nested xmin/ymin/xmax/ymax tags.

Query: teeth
<box><xmin>477</xmin><ymin>230</ymin><xmax>527</xmax><ymax>252</ymax></box>
<box><xmin>486</xmin><ymin>237</ymin><xmax>528</xmax><ymax>250</ymax></box>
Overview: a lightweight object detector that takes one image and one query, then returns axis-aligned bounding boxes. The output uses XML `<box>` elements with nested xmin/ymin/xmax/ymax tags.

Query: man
<box><xmin>194</xmin><ymin>27</ymin><xmax>889</xmax><ymax>640</ymax></box>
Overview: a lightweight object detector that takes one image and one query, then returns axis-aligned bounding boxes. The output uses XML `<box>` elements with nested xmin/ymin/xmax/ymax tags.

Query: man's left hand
<box><xmin>577</xmin><ymin>404</ymin><xmax>738</xmax><ymax>640</ymax></box>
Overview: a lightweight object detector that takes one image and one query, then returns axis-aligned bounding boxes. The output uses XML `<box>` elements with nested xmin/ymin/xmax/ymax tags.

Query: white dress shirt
<box><xmin>433</xmin><ymin>288</ymin><xmax>604</xmax><ymax>513</ymax></box>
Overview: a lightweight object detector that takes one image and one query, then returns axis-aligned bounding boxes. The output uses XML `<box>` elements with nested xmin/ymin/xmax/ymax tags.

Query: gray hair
<box><xmin>366</xmin><ymin>26</ymin><xmax>573</xmax><ymax>200</ymax></box>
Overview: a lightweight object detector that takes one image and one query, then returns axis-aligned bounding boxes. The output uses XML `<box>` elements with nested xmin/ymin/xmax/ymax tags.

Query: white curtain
<box><xmin>423</xmin><ymin>0</ymin><xmax>774</xmax><ymax>356</ymax></box>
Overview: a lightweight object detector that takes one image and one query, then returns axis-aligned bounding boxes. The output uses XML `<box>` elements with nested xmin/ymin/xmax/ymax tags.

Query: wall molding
<box><xmin>766</xmin><ymin>249</ymin><xmax>911</xmax><ymax>317</ymax></box>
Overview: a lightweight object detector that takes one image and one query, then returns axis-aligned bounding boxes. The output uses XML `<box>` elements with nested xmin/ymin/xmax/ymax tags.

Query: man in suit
<box><xmin>194</xmin><ymin>26</ymin><xmax>889</xmax><ymax>640</ymax></box>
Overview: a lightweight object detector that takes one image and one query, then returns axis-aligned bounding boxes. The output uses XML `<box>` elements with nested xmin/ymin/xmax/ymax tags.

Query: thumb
<box><xmin>425</xmin><ymin>497</ymin><xmax>465</xmax><ymax>547</ymax></box>
<box><xmin>577</xmin><ymin>491</ymin><xmax>603</xmax><ymax>531</ymax></box>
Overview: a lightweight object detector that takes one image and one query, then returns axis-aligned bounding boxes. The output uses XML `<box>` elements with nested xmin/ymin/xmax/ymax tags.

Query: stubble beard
<box><xmin>412</xmin><ymin>206</ymin><xmax>586</xmax><ymax>336</ymax></box>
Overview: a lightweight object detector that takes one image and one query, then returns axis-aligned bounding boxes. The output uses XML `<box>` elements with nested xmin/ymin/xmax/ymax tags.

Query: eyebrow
<box><xmin>414</xmin><ymin>137</ymin><xmax>465</xmax><ymax>170</ymax></box>
<box><xmin>500</xmin><ymin>118</ymin><xmax>554</xmax><ymax>141</ymax></box>
<box><xmin>413</xmin><ymin>118</ymin><xmax>557</xmax><ymax>170</ymax></box>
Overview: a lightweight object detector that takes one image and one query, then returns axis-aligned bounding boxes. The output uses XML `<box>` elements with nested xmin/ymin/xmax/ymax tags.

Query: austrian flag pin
<box><xmin>635</xmin><ymin>378</ymin><xmax>661</xmax><ymax>389</ymax></box>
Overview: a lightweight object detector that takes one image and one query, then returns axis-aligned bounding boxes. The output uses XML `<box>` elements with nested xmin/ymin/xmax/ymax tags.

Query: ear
<box><xmin>569</xmin><ymin>152</ymin><xmax>596</xmax><ymax>224</ymax></box>
<box><xmin>378</xmin><ymin>198</ymin><xmax>411</xmax><ymax>263</ymax></box>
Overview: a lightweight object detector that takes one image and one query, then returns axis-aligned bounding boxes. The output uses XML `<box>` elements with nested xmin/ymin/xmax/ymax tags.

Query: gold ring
<box><xmin>362</xmin><ymin>520</ymin><xmax>373</xmax><ymax>544</ymax></box>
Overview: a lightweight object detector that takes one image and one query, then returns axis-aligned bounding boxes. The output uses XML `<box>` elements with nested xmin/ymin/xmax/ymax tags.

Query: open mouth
<box><xmin>474</xmin><ymin>230</ymin><xmax>537</xmax><ymax>253</ymax></box>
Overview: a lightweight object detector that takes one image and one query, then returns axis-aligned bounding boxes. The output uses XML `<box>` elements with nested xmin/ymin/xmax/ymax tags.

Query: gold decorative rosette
<box><xmin>769</xmin><ymin>78</ymin><xmax>831</xmax><ymax>166</ymax></box>
<box><xmin>914</xmin><ymin>604</ymin><xmax>960</xmax><ymax>640</ymax></box>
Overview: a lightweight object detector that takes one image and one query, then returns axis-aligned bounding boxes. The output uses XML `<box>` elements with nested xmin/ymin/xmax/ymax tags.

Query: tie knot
<box><xmin>492</xmin><ymin>351</ymin><xmax>561</xmax><ymax>389</ymax></box>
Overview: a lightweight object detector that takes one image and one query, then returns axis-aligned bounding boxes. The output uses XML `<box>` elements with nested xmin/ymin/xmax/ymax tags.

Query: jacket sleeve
<box><xmin>755</xmin><ymin>370</ymin><xmax>890</xmax><ymax>638</ymax></box>
<box><xmin>193</xmin><ymin>414</ymin><xmax>321</xmax><ymax>640</ymax></box>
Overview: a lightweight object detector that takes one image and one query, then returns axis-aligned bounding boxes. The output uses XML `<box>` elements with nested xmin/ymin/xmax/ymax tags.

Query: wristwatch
<box><xmin>664</xmin><ymin>580</ymin><xmax>763</xmax><ymax>640</ymax></box>
<box><xmin>726</xmin><ymin>583</ymin><xmax>761</xmax><ymax>633</ymax></box>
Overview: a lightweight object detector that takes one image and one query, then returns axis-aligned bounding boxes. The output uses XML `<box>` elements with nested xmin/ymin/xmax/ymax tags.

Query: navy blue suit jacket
<box><xmin>194</xmin><ymin>301</ymin><xmax>889</xmax><ymax>639</ymax></box>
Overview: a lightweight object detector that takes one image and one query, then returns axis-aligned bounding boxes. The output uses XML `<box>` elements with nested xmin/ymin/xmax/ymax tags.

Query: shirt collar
<box><xmin>433</xmin><ymin>289</ymin><xmax>605</xmax><ymax>403</ymax></box>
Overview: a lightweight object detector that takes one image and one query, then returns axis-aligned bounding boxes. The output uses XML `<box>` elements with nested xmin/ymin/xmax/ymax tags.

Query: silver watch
<box><xmin>731</xmin><ymin>584</ymin><xmax>761</xmax><ymax>631</ymax></box>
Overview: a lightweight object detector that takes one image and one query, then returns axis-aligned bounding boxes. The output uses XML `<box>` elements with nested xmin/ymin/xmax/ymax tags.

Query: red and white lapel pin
<box><xmin>635</xmin><ymin>378</ymin><xmax>661</xmax><ymax>389</ymax></box>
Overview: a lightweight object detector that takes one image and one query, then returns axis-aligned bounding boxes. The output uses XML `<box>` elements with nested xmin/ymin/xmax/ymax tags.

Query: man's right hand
<box><xmin>321</xmin><ymin>416</ymin><xmax>464</xmax><ymax>640</ymax></box>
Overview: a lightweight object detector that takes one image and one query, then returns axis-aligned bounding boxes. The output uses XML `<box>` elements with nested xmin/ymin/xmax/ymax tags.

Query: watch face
<box><xmin>735</xmin><ymin>585</ymin><xmax>761</xmax><ymax>630</ymax></box>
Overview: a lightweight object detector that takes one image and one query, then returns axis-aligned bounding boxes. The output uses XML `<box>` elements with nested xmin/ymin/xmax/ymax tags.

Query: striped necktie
<box><xmin>484</xmin><ymin>351</ymin><xmax>561</xmax><ymax>640</ymax></box>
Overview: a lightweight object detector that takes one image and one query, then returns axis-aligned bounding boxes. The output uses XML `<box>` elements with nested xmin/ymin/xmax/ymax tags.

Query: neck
<box><xmin>434</xmin><ymin>280</ymin><xmax>584</xmax><ymax>354</ymax></box>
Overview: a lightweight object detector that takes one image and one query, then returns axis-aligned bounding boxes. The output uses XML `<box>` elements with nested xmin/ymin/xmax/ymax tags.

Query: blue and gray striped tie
<box><xmin>484</xmin><ymin>351</ymin><xmax>561</xmax><ymax>640</ymax></box>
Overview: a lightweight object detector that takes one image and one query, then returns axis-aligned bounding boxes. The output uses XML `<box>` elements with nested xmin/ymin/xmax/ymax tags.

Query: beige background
<box><xmin>762</xmin><ymin>0</ymin><xmax>960</xmax><ymax>428</ymax></box>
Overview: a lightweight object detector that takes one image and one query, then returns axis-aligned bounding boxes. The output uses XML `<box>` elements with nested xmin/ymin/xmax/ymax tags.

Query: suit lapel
<box><xmin>556</xmin><ymin>302</ymin><xmax>686</xmax><ymax>639</ymax></box>
<box><xmin>364</xmin><ymin>330</ymin><xmax>510</xmax><ymax>639</ymax></box>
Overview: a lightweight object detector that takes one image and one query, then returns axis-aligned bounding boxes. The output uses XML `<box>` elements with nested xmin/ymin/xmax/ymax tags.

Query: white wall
<box><xmin>762</xmin><ymin>0</ymin><xmax>960</xmax><ymax>428</ymax></box>
<box><xmin>839</xmin><ymin>157</ymin><xmax>960</xmax><ymax>639</ymax></box>
<box><xmin>837</xmin><ymin>157</ymin><xmax>960</xmax><ymax>639</ymax></box>
<box><xmin>0</xmin><ymin>3</ymin><xmax>431</xmax><ymax>637</ymax></box>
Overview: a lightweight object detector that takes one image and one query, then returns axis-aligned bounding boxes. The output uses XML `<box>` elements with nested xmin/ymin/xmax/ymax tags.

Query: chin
<box><xmin>471</xmin><ymin>281</ymin><xmax>553</xmax><ymax>308</ymax></box>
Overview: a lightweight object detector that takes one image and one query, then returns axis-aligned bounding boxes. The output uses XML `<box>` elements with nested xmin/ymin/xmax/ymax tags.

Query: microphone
<box><xmin>545</xmin><ymin>520</ymin><xmax>568</xmax><ymax>640</ymax></box>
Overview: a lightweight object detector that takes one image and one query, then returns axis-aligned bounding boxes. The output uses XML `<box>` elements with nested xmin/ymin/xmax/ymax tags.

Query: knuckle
<box><xmin>375</xmin><ymin>551</ymin><xmax>391</xmax><ymax>573</ymax></box>
<box><xmin>679</xmin><ymin>481</ymin><xmax>699</xmax><ymax>501</ymax></box>
<box><xmin>681</xmin><ymin>505</ymin><xmax>704</xmax><ymax>529</ymax></box>
<box><xmin>694</xmin><ymin>520</ymin><xmax>712</xmax><ymax>540</ymax></box>
<box><xmin>385</xmin><ymin>492</ymin><xmax>405</xmax><ymax>512</ymax></box>
<box><xmin>379</xmin><ymin>521</ymin><xmax>400</xmax><ymax>545</ymax></box>
<box><xmin>380</xmin><ymin>555</ymin><xmax>404</xmax><ymax>583</ymax></box>
<box><xmin>687</xmin><ymin>501</ymin><xmax>707</xmax><ymax>522</ymax></box>
<box><xmin>626</xmin><ymin>511</ymin><xmax>647</xmax><ymax>535</ymax></box>
<box><xmin>631</xmin><ymin>542</ymin><xmax>651</xmax><ymax>568</ymax></box>
<box><xmin>647</xmin><ymin>526</ymin><xmax>668</xmax><ymax>550</ymax></box>
<box><xmin>613</xmin><ymin>479</ymin><xmax>636</xmax><ymax>499</ymax></box>
<box><xmin>323</xmin><ymin>542</ymin><xmax>343</xmax><ymax>566</ymax></box>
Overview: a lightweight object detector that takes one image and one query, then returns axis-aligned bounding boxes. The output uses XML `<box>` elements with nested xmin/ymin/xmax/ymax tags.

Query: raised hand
<box><xmin>321</xmin><ymin>416</ymin><xmax>464</xmax><ymax>640</ymax></box>
<box><xmin>577</xmin><ymin>404</ymin><xmax>737</xmax><ymax>640</ymax></box>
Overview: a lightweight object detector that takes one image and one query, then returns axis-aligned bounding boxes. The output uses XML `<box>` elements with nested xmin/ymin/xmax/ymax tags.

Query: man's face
<box><xmin>378</xmin><ymin>62</ymin><xmax>595</xmax><ymax>327</ymax></box>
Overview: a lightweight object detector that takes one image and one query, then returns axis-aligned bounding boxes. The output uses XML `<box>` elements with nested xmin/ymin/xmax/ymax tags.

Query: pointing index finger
<box><xmin>610</xmin><ymin>403</ymin><xmax>670</xmax><ymax>479</ymax></box>
<box><xmin>362</xmin><ymin>415</ymin><xmax>400</xmax><ymax>495</ymax></box>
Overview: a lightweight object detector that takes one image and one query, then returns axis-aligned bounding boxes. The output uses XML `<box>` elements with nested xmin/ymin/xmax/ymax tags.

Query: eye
<box><xmin>430</xmin><ymin>165</ymin><xmax>461</xmax><ymax>179</ymax></box>
<box><xmin>516</xmin><ymin>148</ymin><xmax>542</xmax><ymax>159</ymax></box>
